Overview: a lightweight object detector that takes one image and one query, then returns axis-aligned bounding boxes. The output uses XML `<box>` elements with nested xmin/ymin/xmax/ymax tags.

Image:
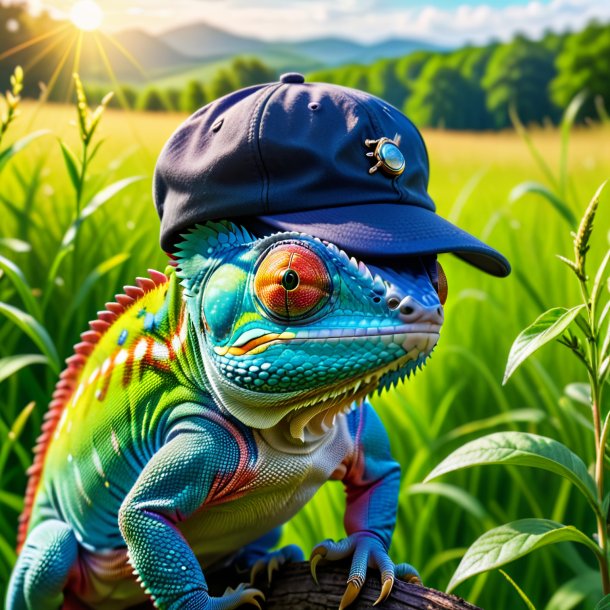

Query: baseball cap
<box><xmin>153</xmin><ymin>72</ymin><xmax>510</xmax><ymax>276</ymax></box>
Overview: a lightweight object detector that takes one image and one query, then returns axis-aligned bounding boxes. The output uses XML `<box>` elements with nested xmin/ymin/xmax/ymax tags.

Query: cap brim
<box><xmin>252</xmin><ymin>203</ymin><xmax>510</xmax><ymax>277</ymax></box>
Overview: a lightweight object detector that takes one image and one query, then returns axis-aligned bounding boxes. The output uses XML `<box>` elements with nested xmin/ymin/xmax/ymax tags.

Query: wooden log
<box><xmin>207</xmin><ymin>560</ymin><xmax>483</xmax><ymax>610</ymax></box>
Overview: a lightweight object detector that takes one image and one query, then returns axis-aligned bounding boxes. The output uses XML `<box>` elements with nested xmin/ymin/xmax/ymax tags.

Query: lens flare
<box><xmin>70</xmin><ymin>1</ymin><xmax>103</xmax><ymax>31</ymax></box>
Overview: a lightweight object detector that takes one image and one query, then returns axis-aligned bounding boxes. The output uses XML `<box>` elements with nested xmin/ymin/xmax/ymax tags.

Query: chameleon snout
<box><xmin>387</xmin><ymin>293</ymin><xmax>444</xmax><ymax>326</ymax></box>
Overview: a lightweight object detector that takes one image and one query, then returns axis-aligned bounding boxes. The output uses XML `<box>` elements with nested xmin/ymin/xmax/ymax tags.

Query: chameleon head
<box><xmin>176</xmin><ymin>221</ymin><xmax>446</xmax><ymax>440</ymax></box>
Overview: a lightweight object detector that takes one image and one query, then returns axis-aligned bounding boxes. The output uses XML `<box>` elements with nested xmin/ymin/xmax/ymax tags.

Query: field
<box><xmin>1</xmin><ymin>99</ymin><xmax>610</xmax><ymax>609</ymax></box>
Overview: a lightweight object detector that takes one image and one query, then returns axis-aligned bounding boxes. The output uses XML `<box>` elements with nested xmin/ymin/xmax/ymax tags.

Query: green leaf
<box><xmin>503</xmin><ymin>306</ymin><xmax>586</xmax><ymax>384</ymax></box>
<box><xmin>58</xmin><ymin>140</ymin><xmax>81</xmax><ymax>193</ymax></box>
<box><xmin>447</xmin><ymin>519</ymin><xmax>601</xmax><ymax>592</ymax></box>
<box><xmin>0</xmin><ymin>302</ymin><xmax>60</xmax><ymax>372</ymax></box>
<box><xmin>0</xmin><ymin>354</ymin><xmax>49</xmax><ymax>384</ymax></box>
<box><xmin>499</xmin><ymin>569</ymin><xmax>537</xmax><ymax>610</ymax></box>
<box><xmin>0</xmin><ymin>130</ymin><xmax>50</xmax><ymax>174</ymax></box>
<box><xmin>595</xmin><ymin>594</ymin><xmax>610</xmax><ymax>610</ymax></box>
<box><xmin>0</xmin><ymin>254</ymin><xmax>41</xmax><ymax>320</ymax></box>
<box><xmin>509</xmin><ymin>181</ymin><xmax>576</xmax><ymax>227</ymax></box>
<box><xmin>425</xmin><ymin>432</ymin><xmax>600</xmax><ymax>517</ymax></box>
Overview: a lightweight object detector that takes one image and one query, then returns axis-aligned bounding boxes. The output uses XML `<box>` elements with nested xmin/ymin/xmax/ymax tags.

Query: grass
<box><xmin>1</xmin><ymin>99</ymin><xmax>609</xmax><ymax>609</ymax></box>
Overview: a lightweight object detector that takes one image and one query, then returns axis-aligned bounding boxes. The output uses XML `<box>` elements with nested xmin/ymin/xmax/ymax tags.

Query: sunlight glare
<box><xmin>70</xmin><ymin>1</ymin><xmax>103</xmax><ymax>31</ymax></box>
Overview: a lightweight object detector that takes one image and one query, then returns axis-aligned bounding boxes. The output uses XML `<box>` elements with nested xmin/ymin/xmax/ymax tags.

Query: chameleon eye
<box><xmin>436</xmin><ymin>261</ymin><xmax>448</xmax><ymax>305</ymax></box>
<box><xmin>254</xmin><ymin>243</ymin><xmax>332</xmax><ymax>322</ymax></box>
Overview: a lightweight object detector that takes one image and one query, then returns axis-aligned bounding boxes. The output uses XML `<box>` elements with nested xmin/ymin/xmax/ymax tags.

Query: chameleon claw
<box><xmin>373</xmin><ymin>577</ymin><xmax>394</xmax><ymax>606</ymax></box>
<box><xmin>338</xmin><ymin>579</ymin><xmax>362</xmax><ymax>610</ymax></box>
<box><xmin>267</xmin><ymin>555</ymin><xmax>281</xmax><ymax>584</ymax></box>
<box><xmin>310</xmin><ymin>551</ymin><xmax>324</xmax><ymax>585</ymax></box>
<box><xmin>241</xmin><ymin>588</ymin><xmax>265</xmax><ymax>610</ymax></box>
<box><xmin>249</xmin><ymin>559</ymin><xmax>265</xmax><ymax>584</ymax></box>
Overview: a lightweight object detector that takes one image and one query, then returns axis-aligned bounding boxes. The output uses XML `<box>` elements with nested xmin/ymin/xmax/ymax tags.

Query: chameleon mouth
<box><xmin>285</xmin><ymin>333</ymin><xmax>438</xmax><ymax>440</ymax></box>
<box><xmin>214</xmin><ymin>323</ymin><xmax>441</xmax><ymax>357</ymax></box>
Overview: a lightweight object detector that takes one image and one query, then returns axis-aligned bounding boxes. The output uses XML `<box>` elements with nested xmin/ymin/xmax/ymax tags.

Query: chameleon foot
<box><xmin>214</xmin><ymin>582</ymin><xmax>265</xmax><ymax>610</ymax></box>
<box><xmin>310</xmin><ymin>533</ymin><xmax>421</xmax><ymax>610</ymax></box>
<box><xmin>249</xmin><ymin>544</ymin><xmax>304</xmax><ymax>584</ymax></box>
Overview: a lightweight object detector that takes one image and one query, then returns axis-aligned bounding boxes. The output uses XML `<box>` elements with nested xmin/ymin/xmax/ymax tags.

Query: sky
<box><xmin>13</xmin><ymin>0</ymin><xmax>610</xmax><ymax>45</ymax></box>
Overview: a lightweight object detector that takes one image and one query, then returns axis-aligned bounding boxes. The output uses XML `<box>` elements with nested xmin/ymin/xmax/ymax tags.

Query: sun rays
<box><xmin>1</xmin><ymin>3</ymin><xmax>150</xmax><ymax>117</ymax></box>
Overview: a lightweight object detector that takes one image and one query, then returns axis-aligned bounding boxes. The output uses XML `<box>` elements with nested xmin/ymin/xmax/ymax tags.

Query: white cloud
<box><xmin>172</xmin><ymin>0</ymin><xmax>610</xmax><ymax>44</ymax></box>
<box><xmin>15</xmin><ymin>0</ymin><xmax>610</xmax><ymax>44</ymax></box>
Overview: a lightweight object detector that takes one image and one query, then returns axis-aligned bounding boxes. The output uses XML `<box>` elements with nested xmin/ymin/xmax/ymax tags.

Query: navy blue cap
<box><xmin>154</xmin><ymin>72</ymin><xmax>510</xmax><ymax>276</ymax></box>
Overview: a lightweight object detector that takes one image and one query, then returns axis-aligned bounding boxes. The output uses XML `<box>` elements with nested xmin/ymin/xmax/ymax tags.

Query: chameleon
<box><xmin>6</xmin><ymin>219</ymin><xmax>447</xmax><ymax>610</ymax></box>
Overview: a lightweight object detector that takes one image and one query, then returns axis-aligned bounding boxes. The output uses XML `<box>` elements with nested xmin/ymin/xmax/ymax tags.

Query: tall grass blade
<box><xmin>0</xmin><ymin>254</ymin><xmax>41</xmax><ymax>320</ymax></box>
<box><xmin>559</xmin><ymin>91</ymin><xmax>588</xmax><ymax>201</ymax></box>
<box><xmin>509</xmin><ymin>181</ymin><xmax>576</xmax><ymax>227</ymax></box>
<box><xmin>0</xmin><ymin>238</ymin><xmax>31</xmax><ymax>253</ymax></box>
<box><xmin>58</xmin><ymin>140</ymin><xmax>81</xmax><ymax>193</ymax></box>
<box><xmin>499</xmin><ymin>569</ymin><xmax>537</xmax><ymax>610</ymax></box>
<box><xmin>0</xmin><ymin>303</ymin><xmax>60</xmax><ymax>372</ymax></box>
<box><xmin>61</xmin><ymin>175</ymin><xmax>144</xmax><ymax>249</ymax></box>
<box><xmin>407</xmin><ymin>482</ymin><xmax>494</xmax><ymax>527</ymax></box>
<box><xmin>509</xmin><ymin>106</ymin><xmax>559</xmax><ymax>193</ymax></box>
<box><xmin>0</xmin><ymin>130</ymin><xmax>50</xmax><ymax>174</ymax></box>
<box><xmin>0</xmin><ymin>354</ymin><xmax>48</xmax><ymax>384</ymax></box>
<box><xmin>0</xmin><ymin>401</ymin><xmax>35</xmax><ymax>477</ymax></box>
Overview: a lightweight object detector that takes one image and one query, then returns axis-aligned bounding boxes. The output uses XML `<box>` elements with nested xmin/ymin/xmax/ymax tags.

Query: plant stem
<box><xmin>580</xmin><ymin>267</ymin><xmax>610</xmax><ymax>595</ymax></box>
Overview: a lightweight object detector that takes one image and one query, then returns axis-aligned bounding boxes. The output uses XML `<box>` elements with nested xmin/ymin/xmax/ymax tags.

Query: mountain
<box><xmin>159</xmin><ymin>22</ymin><xmax>268</xmax><ymax>59</ymax></box>
<box><xmin>158</xmin><ymin>22</ymin><xmax>445</xmax><ymax>67</ymax></box>
<box><xmin>282</xmin><ymin>36</ymin><xmax>445</xmax><ymax>66</ymax></box>
<box><xmin>78</xmin><ymin>21</ymin><xmax>446</xmax><ymax>86</ymax></box>
<box><xmin>279</xmin><ymin>37</ymin><xmax>366</xmax><ymax>66</ymax></box>
<box><xmin>79</xmin><ymin>29</ymin><xmax>196</xmax><ymax>82</ymax></box>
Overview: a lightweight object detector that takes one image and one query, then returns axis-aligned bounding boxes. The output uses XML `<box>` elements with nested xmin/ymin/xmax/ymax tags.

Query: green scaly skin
<box><xmin>6</xmin><ymin>221</ymin><xmax>444</xmax><ymax>610</ymax></box>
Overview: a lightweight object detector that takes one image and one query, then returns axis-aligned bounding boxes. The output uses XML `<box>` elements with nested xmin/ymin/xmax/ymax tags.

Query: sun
<box><xmin>70</xmin><ymin>0</ymin><xmax>104</xmax><ymax>31</ymax></box>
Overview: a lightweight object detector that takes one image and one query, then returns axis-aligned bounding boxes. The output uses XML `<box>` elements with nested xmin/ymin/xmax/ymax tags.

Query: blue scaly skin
<box><xmin>7</xmin><ymin>221</ymin><xmax>445</xmax><ymax>610</ymax></box>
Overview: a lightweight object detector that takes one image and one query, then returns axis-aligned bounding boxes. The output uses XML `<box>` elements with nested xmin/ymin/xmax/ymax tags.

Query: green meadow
<box><xmin>1</xmin><ymin>98</ymin><xmax>609</xmax><ymax>609</ymax></box>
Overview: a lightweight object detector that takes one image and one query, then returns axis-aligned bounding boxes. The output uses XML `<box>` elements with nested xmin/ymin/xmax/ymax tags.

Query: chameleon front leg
<box><xmin>118</xmin><ymin>418</ymin><xmax>264</xmax><ymax>610</ymax></box>
<box><xmin>311</xmin><ymin>402</ymin><xmax>420</xmax><ymax>609</ymax></box>
<box><xmin>5</xmin><ymin>519</ymin><xmax>78</xmax><ymax>610</ymax></box>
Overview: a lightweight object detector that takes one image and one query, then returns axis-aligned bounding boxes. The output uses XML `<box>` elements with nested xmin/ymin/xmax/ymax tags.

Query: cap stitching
<box><xmin>248</xmin><ymin>84</ymin><xmax>282</xmax><ymax>214</ymax></box>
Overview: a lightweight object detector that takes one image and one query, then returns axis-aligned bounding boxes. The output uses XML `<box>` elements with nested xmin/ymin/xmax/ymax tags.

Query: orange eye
<box><xmin>436</xmin><ymin>261</ymin><xmax>448</xmax><ymax>305</ymax></box>
<box><xmin>254</xmin><ymin>244</ymin><xmax>332</xmax><ymax>321</ymax></box>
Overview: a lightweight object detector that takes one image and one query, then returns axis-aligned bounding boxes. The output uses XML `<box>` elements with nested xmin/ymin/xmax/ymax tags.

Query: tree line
<box><xmin>308</xmin><ymin>22</ymin><xmax>610</xmax><ymax>129</ymax></box>
<box><xmin>83</xmin><ymin>58</ymin><xmax>276</xmax><ymax>114</ymax></box>
<box><xmin>82</xmin><ymin>20</ymin><xmax>610</xmax><ymax>129</ymax></box>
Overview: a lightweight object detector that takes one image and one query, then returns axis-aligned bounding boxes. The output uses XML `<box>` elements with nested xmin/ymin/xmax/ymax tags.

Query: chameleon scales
<box><xmin>7</xmin><ymin>220</ymin><xmax>447</xmax><ymax>610</ymax></box>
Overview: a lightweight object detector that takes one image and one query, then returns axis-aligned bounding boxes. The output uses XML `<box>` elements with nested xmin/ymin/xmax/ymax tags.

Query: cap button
<box><xmin>279</xmin><ymin>72</ymin><xmax>305</xmax><ymax>84</ymax></box>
